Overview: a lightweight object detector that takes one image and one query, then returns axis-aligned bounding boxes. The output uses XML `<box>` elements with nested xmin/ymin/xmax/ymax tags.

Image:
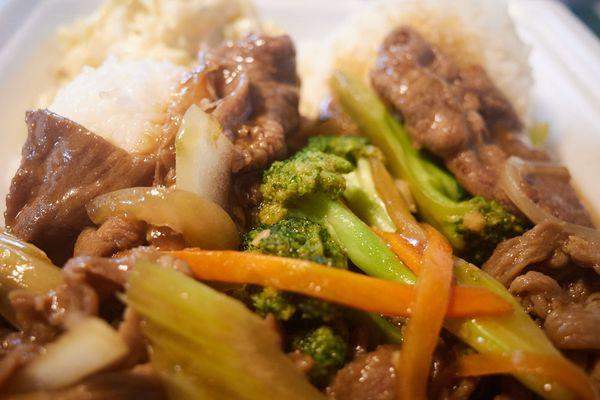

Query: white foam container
<box><xmin>0</xmin><ymin>0</ymin><xmax>599</xmax><ymax>224</ymax></box>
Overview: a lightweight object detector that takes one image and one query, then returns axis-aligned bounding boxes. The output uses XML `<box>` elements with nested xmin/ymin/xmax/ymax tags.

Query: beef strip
<box><xmin>371</xmin><ymin>26</ymin><xmax>592</xmax><ymax>225</ymax></box>
<box><xmin>327</xmin><ymin>345</ymin><xmax>399</xmax><ymax>400</ymax></box>
<box><xmin>544</xmin><ymin>294</ymin><xmax>600</xmax><ymax>350</ymax></box>
<box><xmin>484</xmin><ymin>222</ymin><xmax>600</xmax><ymax>351</ymax></box>
<box><xmin>482</xmin><ymin>221</ymin><xmax>565</xmax><ymax>286</ymax></box>
<box><xmin>74</xmin><ymin>216</ymin><xmax>147</xmax><ymax>257</ymax></box>
<box><xmin>5</xmin><ymin>110</ymin><xmax>155</xmax><ymax>262</ymax></box>
<box><xmin>327</xmin><ymin>344</ymin><xmax>476</xmax><ymax>400</ymax></box>
<box><xmin>155</xmin><ymin>33</ymin><xmax>300</xmax><ymax>184</ymax></box>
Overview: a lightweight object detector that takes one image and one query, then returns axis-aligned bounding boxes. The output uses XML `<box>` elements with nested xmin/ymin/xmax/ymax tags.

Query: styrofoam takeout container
<box><xmin>0</xmin><ymin>0</ymin><xmax>599</xmax><ymax>225</ymax></box>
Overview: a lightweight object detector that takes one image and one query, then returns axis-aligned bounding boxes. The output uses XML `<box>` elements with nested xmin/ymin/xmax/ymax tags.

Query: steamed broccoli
<box><xmin>291</xmin><ymin>326</ymin><xmax>347</xmax><ymax>387</ymax></box>
<box><xmin>331</xmin><ymin>71</ymin><xmax>529</xmax><ymax>264</ymax></box>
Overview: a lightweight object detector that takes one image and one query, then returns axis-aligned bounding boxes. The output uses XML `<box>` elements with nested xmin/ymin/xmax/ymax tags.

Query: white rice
<box><xmin>55</xmin><ymin>0</ymin><xmax>257</xmax><ymax>84</ymax></box>
<box><xmin>49</xmin><ymin>58</ymin><xmax>186</xmax><ymax>154</ymax></box>
<box><xmin>299</xmin><ymin>0</ymin><xmax>532</xmax><ymax>123</ymax></box>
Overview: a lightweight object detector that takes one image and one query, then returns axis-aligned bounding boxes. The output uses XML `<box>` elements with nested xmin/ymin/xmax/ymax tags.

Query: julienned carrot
<box><xmin>457</xmin><ymin>353</ymin><xmax>598</xmax><ymax>400</ymax></box>
<box><xmin>396</xmin><ymin>226</ymin><xmax>454</xmax><ymax>400</ymax></box>
<box><xmin>170</xmin><ymin>250</ymin><xmax>511</xmax><ymax>318</ymax></box>
<box><xmin>374</xmin><ymin>228</ymin><xmax>422</xmax><ymax>274</ymax></box>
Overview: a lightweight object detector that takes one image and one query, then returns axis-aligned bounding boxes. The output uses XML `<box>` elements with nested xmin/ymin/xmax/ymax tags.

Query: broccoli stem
<box><xmin>331</xmin><ymin>71</ymin><xmax>467</xmax><ymax>249</ymax></box>
<box><xmin>295</xmin><ymin>193</ymin><xmax>415</xmax><ymax>284</ymax></box>
<box><xmin>343</xmin><ymin>158</ymin><xmax>396</xmax><ymax>232</ymax></box>
<box><xmin>331</xmin><ymin>72</ymin><xmax>573</xmax><ymax>400</ymax></box>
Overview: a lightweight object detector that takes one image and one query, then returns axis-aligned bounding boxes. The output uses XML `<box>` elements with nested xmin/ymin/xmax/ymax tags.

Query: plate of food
<box><xmin>0</xmin><ymin>0</ymin><xmax>599</xmax><ymax>399</ymax></box>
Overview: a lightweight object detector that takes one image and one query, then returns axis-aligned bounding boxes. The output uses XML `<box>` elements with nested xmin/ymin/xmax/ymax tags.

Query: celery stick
<box><xmin>126</xmin><ymin>261</ymin><xmax>325</xmax><ymax>400</ymax></box>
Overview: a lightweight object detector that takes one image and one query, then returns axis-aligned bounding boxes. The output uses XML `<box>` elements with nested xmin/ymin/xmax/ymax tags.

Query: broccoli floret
<box><xmin>244</xmin><ymin>216</ymin><xmax>347</xmax><ymax>268</ymax></box>
<box><xmin>244</xmin><ymin>216</ymin><xmax>347</xmax><ymax>322</ymax></box>
<box><xmin>291</xmin><ymin>326</ymin><xmax>347</xmax><ymax>386</ymax></box>
<box><xmin>455</xmin><ymin>197</ymin><xmax>528</xmax><ymax>264</ymax></box>
<box><xmin>259</xmin><ymin>151</ymin><xmax>353</xmax><ymax>224</ymax></box>
<box><xmin>304</xmin><ymin>135</ymin><xmax>375</xmax><ymax>163</ymax></box>
<box><xmin>250</xmin><ymin>287</ymin><xmax>296</xmax><ymax>320</ymax></box>
<box><xmin>331</xmin><ymin>71</ymin><xmax>529</xmax><ymax>264</ymax></box>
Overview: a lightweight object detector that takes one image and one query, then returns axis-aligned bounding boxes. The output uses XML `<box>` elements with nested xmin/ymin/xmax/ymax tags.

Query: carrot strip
<box><xmin>374</xmin><ymin>228</ymin><xmax>422</xmax><ymax>274</ymax></box>
<box><xmin>170</xmin><ymin>250</ymin><xmax>511</xmax><ymax>318</ymax></box>
<box><xmin>396</xmin><ymin>226</ymin><xmax>454</xmax><ymax>400</ymax></box>
<box><xmin>457</xmin><ymin>353</ymin><xmax>598</xmax><ymax>400</ymax></box>
<box><xmin>370</xmin><ymin>157</ymin><xmax>426</xmax><ymax>247</ymax></box>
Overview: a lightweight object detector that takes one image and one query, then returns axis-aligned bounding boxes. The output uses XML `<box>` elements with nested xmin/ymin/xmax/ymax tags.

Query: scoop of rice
<box><xmin>299</xmin><ymin>0</ymin><xmax>532</xmax><ymax>122</ymax></box>
<box><xmin>49</xmin><ymin>58</ymin><xmax>186</xmax><ymax>154</ymax></box>
<box><xmin>55</xmin><ymin>0</ymin><xmax>257</xmax><ymax>84</ymax></box>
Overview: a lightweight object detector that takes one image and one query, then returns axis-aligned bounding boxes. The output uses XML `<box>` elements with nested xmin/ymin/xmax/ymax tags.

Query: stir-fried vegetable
<box><xmin>9</xmin><ymin>317</ymin><xmax>128</xmax><ymax>393</ymax></box>
<box><xmin>87</xmin><ymin>187</ymin><xmax>239</xmax><ymax>249</ymax></box>
<box><xmin>331</xmin><ymin>70</ymin><xmax>588</xmax><ymax>400</ymax></box>
<box><xmin>0</xmin><ymin>231</ymin><xmax>63</xmax><ymax>327</ymax></box>
<box><xmin>396</xmin><ymin>226</ymin><xmax>453</xmax><ymax>400</ymax></box>
<box><xmin>170</xmin><ymin>250</ymin><xmax>510</xmax><ymax>318</ymax></box>
<box><xmin>332</xmin><ymin>71</ymin><xmax>528</xmax><ymax>264</ymax></box>
<box><xmin>291</xmin><ymin>326</ymin><xmax>347</xmax><ymax>386</ymax></box>
<box><xmin>175</xmin><ymin>104</ymin><xmax>233</xmax><ymax>207</ymax></box>
<box><xmin>457</xmin><ymin>353</ymin><xmax>597</xmax><ymax>400</ymax></box>
<box><xmin>126</xmin><ymin>261</ymin><xmax>325</xmax><ymax>400</ymax></box>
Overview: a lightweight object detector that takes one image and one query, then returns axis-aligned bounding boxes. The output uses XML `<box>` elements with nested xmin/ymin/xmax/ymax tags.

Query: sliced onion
<box><xmin>87</xmin><ymin>187</ymin><xmax>239</xmax><ymax>249</ymax></box>
<box><xmin>0</xmin><ymin>231</ymin><xmax>63</xmax><ymax>327</ymax></box>
<box><xmin>10</xmin><ymin>317</ymin><xmax>128</xmax><ymax>392</ymax></box>
<box><xmin>175</xmin><ymin>104</ymin><xmax>233</xmax><ymax>207</ymax></box>
<box><xmin>501</xmin><ymin>156</ymin><xmax>600</xmax><ymax>240</ymax></box>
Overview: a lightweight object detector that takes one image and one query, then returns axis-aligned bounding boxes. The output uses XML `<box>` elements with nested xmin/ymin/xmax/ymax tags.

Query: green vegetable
<box><xmin>245</xmin><ymin>210</ymin><xmax>396</xmax><ymax>383</ymax></box>
<box><xmin>330</xmin><ymin>71</ymin><xmax>573</xmax><ymax>400</ymax></box>
<box><xmin>126</xmin><ymin>261</ymin><xmax>325</xmax><ymax>400</ymax></box>
<box><xmin>244</xmin><ymin>216</ymin><xmax>346</xmax><ymax>323</ymax></box>
<box><xmin>291</xmin><ymin>326</ymin><xmax>347</xmax><ymax>386</ymax></box>
<box><xmin>331</xmin><ymin>71</ymin><xmax>528</xmax><ymax>265</ymax></box>
<box><xmin>259</xmin><ymin>150</ymin><xmax>353</xmax><ymax>225</ymax></box>
<box><xmin>0</xmin><ymin>231</ymin><xmax>63</xmax><ymax>327</ymax></box>
<box><xmin>244</xmin><ymin>216</ymin><xmax>347</xmax><ymax>269</ymax></box>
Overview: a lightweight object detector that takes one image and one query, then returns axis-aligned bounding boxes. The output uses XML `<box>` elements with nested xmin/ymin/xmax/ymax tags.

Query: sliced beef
<box><xmin>521</xmin><ymin>167</ymin><xmax>595</xmax><ymax>227</ymax></box>
<box><xmin>484</xmin><ymin>222</ymin><xmax>600</xmax><ymax>351</ymax></box>
<box><xmin>74</xmin><ymin>216</ymin><xmax>147</xmax><ymax>257</ymax></box>
<box><xmin>371</xmin><ymin>26</ymin><xmax>592</xmax><ymax>225</ymax></box>
<box><xmin>544</xmin><ymin>295</ymin><xmax>600</xmax><ymax>350</ymax></box>
<box><xmin>482</xmin><ymin>221</ymin><xmax>565</xmax><ymax>286</ymax></box>
<box><xmin>203</xmin><ymin>34</ymin><xmax>300</xmax><ymax>173</ymax></box>
<box><xmin>327</xmin><ymin>345</ymin><xmax>399</xmax><ymax>400</ymax></box>
<box><xmin>5</xmin><ymin>110</ymin><xmax>154</xmax><ymax>262</ymax></box>
<box><xmin>326</xmin><ymin>344</ymin><xmax>474</xmax><ymax>400</ymax></box>
<box><xmin>155</xmin><ymin>33</ymin><xmax>300</xmax><ymax>184</ymax></box>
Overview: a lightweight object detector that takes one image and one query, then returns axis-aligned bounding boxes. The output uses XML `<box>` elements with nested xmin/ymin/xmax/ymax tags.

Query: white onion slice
<box><xmin>501</xmin><ymin>156</ymin><xmax>600</xmax><ymax>241</ymax></box>
<box><xmin>10</xmin><ymin>317</ymin><xmax>128</xmax><ymax>392</ymax></box>
<box><xmin>87</xmin><ymin>187</ymin><xmax>239</xmax><ymax>249</ymax></box>
<box><xmin>176</xmin><ymin>104</ymin><xmax>233</xmax><ymax>207</ymax></box>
